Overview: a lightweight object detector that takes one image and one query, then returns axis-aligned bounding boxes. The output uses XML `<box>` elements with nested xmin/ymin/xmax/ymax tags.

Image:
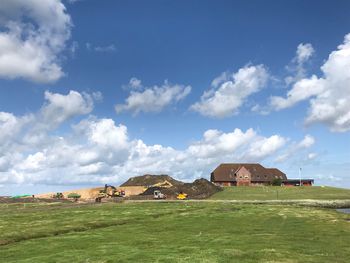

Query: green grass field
<box><xmin>1</xmin><ymin>198</ymin><xmax>350</xmax><ymax>262</ymax></box>
<box><xmin>210</xmin><ymin>186</ymin><xmax>350</xmax><ymax>200</ymax></box>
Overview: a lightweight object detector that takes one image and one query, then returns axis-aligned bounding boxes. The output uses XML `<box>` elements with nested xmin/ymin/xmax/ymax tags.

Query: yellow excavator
<box><xmin>176</xmin><ymin>192</ymin><xmax>188</xmax><ymax>200</ymax></box>
<box><xmin>95</xmin><ymin>184</ymin><xmax>125</xmax><ymax>202</ymax></box>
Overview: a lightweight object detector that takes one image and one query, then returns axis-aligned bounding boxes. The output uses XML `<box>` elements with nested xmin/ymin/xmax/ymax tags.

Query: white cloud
<box><xmin>127</xmin><ymin>77</ymin><xmax>142</xmax><ymax>89</ymax></box>
<box><xmin>191</xmin><ymin>65</ymin><xmax>269</xmax><ymax>118</ymax></box>
<box><xmin>297</xmin><ymin>134</ymin><xmax>315</xmax><ymax>148</ymax></box>
<box><xmin>285</xmin><ymin>43</ymin><xmax>314</xmax><ymax>85</ymax></box>
<box><xmin>115</xmin><ymin>79</ymin><xmax>191</xmax><ymax>115</ymax></box>
<box><xmin>295</xmin><ymin>43</ymin><xmax>314</xmax><ymax>64</ymax></box>
<box><xmin>86</xmin><ymin>42</ymin><xmax>116</xmax><ymax>52</ymax></box>
<box><xmin>270</xmin><ymin>33</ymin><xmax>350</xmax><ymax>132</ymax></box>
<box><xmin>275</xmin><ymin>135</ymin><xmax>315</xmax><ymax>163</ymax></box>
<box><xmin>270</xmin><ymin>75</ymin><xmax>324</xmax><ymax>110</ymax></box>
<box><xmin>244</xmin><ymin>135</ymin><xmax>286</xmax><ymax>161</ymax></box>
<box><xmin>187</xmin><ymin>128</ymin><xmax>256</xmax><ymax>158</ymax></box>
<box><xmin>94</xmin><ymin>44</ymin><xmax>116</xmax><ymax>52</ymax></box>
<box><xmin>68</xmin><ymin>0</ymin><xmax>83</xmax><ymax>4</ymax></box>
<box><xmin>69</xmin><ymin>41</ymin><xmax>79</xmax><ymax>55</ymax></box>
<box><xmin>41</xmin><ymin>90</ymin><xmax>94</xmax><ymax>126</ymax></box>
<box><xmin>307</xmin><ymin>152</ymin><xmax>317</xmax><ymax>160</ymax></box>
<box><xmin>0</xmin><ymin>0</ymin><xmax>71</xmax><ymax>83</ymax></box>
<box><xmin>0</xmin><ymin>91</ymin><xmax>292</xmax><ymax>187</ymax></box>
<box><xmin>0</xmin><ymin>90</ymin><xmax>97</xmax><ymax>156</ymax></box>
<box><xmin>0</xmin><ymin>112</ymin><xmax>21</xmax><ymax>142</ymax></box>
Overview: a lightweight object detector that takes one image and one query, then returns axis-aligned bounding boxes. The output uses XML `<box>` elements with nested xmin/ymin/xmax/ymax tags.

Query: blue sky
<box><xmin>0</xmin><ymin>0</ymin><xmax>350</xmax><ymax>195</ymax></box>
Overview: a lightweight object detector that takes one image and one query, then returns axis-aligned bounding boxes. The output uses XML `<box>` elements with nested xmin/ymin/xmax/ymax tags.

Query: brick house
<box><xmin>210</xmin><ymin>163</ymin><xmax>287</xmax><ymax>186</ymax></box>
<box><xmin>210</xmin><ymin>163</ymin><xmax>313</xmax><ymax>186</ymax></box>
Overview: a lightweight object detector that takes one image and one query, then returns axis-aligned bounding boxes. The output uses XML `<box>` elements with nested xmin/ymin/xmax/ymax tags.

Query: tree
<box><xmin>67</xmin><ymin>193</ymin><xmax>81</xmax><ymax>202</ymax></box>
<box><xmin>271</xmin><ymin>178</ymin><xmax>282</xmax><ymax>186</ymax></box>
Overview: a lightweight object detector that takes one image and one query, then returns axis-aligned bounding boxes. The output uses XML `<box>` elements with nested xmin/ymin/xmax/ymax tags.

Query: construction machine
<box><xmin>95</xmin><ymin>184</ymin><xmax>125</xmax><ymax>202</ymax></box>
<box><xmin>176</xmin><ymin>192</ymin><xmax>188</xmax><ymax>200</ymax></box>
<box><xmin>153</xmin><ymin>190</ymin><xmax>166</xmax><ymax>199</ymax></box>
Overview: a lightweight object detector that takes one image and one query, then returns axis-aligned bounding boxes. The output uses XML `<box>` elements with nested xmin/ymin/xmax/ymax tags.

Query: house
<box><xmin>210</xmin><ymin>163</ymin><xmax>313</xmax><ymax>186</ymax></box>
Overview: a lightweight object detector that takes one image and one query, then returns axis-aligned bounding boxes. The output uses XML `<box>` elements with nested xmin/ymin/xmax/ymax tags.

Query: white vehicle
<box><xmin>153</xmin><ymin>190</ymin><xmax>166</xmax><ymax>199</ymax></box>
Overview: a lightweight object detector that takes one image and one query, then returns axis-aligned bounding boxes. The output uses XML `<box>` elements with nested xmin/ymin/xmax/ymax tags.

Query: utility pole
<box><xmin>299</xmin><ymin>167</ymin><xmax>302</xmax><ymax>187</ymax></box>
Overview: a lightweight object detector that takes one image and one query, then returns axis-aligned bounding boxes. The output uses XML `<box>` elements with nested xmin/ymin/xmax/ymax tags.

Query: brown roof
<box><xmin>265</xmin><ymin>168</ymin><xmax>287</xmax><ymax>180</ymax></box>
<box><xmin>211</xmin><ymin>163</ymin><xmax>286</xmax><ymax>182</ymax></box>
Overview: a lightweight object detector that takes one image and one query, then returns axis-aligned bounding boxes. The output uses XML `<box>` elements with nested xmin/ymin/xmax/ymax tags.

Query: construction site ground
<box><xmin>27</xmin><ymin>175</ymin><xmax>222</xmax><ymax>202</ymax></box>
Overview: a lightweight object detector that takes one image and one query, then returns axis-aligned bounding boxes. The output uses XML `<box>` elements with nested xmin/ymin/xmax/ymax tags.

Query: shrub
<box><xmin>67</xmin><ymin>193</ymin><xmax>81</xmax><ymax>201</ymax></box>
<box><xmin>271</xmin><ymin>178</ymin><xmax>283</xmax><ymax>186</ymax></box>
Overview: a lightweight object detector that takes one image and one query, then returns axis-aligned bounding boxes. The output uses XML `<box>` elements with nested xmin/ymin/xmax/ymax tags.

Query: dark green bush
<box><xmin>271</xmin><ymin>178</ymin><xmax>283</xmax><ymax>186</ymax></box>
<box><xmin>67</xmin><ymin>193</ymin><xmax>81</xmax><ymax>201</ymax></box>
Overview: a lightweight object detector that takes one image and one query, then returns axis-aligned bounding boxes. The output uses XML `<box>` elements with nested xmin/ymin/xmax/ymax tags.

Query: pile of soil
<box><xmin>123</xmin><ymin>175</ymin><xmax>222</xmax><ymax>199</ymax></box>
<box><xmin>120</xmin><ymin>174</ymin><xmax>183</xmax><ymax>187</ymax></box>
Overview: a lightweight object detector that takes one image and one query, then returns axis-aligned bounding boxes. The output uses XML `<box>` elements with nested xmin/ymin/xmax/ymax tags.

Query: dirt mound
<box><xmin>120</xmin><ymin>174</ymin><xmax>183</xmax><ymax>187</ymax></box>
<box><xmin>140</xmin><ymin>178</ymin><xmax>222</xmax><ymax>199</ymax></box>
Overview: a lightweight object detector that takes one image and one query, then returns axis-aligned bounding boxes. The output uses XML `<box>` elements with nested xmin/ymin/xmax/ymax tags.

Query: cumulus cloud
<box><xmin>187</xmin><ymin>128</ymin><xmax>256</xmax><ymax>159</ymax></box>
<box><xmin>270</xmin><ymin>75</ymin><xmax>324</xmax><ymax>110</ymax></box>
<box><xmin>0</xmin><ymin>91</ymin><xmax>292</xmax><ymax>187</ymax></box>
<box><xmin>270</xmin><ymin>34</ymin><xmax>350</xmax><ymax>132</ymax></box>
<box><xmin>0</xmin><ymin>0</ymin><xmax>71</xmax><ymax>83</ymax></box>
<box><xmin>115</xmin><ymin>79</ymin><xmax>191</xmax><ymax>115</ymax></box>
<box><xmin>41</xmin><ymin>90</ymin><xmax>94</xmax><ymax>126</ymax></box>
<box><xmin>191</xmin><ymin>65</ymin><xmax>269</xmax><ymax>118</ymax></box>
<box><xmin>244</xmin><ymin>135</ymin><xmax>286</xmax><ymax>161</ymax></box>
<box><xmin>0</xmin><ymin>90</ymin><xmax>97</xmax><ymax>154</ymax></box>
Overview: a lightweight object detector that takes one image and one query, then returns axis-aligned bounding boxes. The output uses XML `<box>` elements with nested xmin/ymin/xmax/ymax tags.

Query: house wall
<box><xmin>236</xmin><ymin>167</ymin><xmax>251</xmax><ymax>186</ymax></box>
<box><xmin>302</xmin><ymin>182</ymin><xmax>312</xmax><ymax>186</ymax></box>
<box><xmin>282</xmin><ymin>181</ymin><xmax>313</xmax><ymax>187</ymax></box>
<box><xmin>213</xmin><ymin>181</ymin><xmax>236</xmax><ymax>186</ymax></box>
<box><xmin>250</xmin><ymin>182</ymin><xmax>270</xmax><ymax>186</ymax></box>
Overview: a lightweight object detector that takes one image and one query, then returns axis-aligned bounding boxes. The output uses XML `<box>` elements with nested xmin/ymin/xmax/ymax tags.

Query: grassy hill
<box><xmin>1</xmin><ymin>202</ymin><xmax>350</xmax><ymax>262</ymax></box>
<box><xmin>210</xmin><ymin>186</ymin><xmax>350</xmax><ymax>200</ymax></box>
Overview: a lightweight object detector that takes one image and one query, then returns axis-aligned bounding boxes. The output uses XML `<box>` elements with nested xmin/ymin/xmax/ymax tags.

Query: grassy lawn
<box><xmin>210</xmin><ymin>186</ymin><xmax>350</xmax><ymax>200</ymax></box>
<box><xmin>0</xmin><ymin>201</ymin><xmax>350</xmax><ymax>262</ymax></box>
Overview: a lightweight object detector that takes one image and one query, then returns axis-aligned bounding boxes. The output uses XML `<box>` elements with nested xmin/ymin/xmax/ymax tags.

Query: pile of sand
<box><xmin>35</xmin><ymin>186</ymin><xmax>145</xmax><ymax>200</ymax></box>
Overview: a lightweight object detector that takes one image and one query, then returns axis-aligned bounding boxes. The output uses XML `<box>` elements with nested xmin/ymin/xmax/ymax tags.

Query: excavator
<box><xmin>176</xmin><ymin>191</ymin><xmax>188</xmax><ymax>200</ymax></box>
<box><xmin>95</xmin><ymin>184</ymin><xmax>125</xmax><ymax>202</ymax></box>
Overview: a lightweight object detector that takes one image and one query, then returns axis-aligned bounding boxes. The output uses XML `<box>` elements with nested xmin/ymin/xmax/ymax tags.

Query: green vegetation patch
<box><xmin>0</xmin><ymin>201</ymin><xmax>350</xmax><ymax>262</ymax></box>
<box><xmin>210</xmin><ymin>186</ymin><xmax>350</xmax><ymax>200</ymax></box>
